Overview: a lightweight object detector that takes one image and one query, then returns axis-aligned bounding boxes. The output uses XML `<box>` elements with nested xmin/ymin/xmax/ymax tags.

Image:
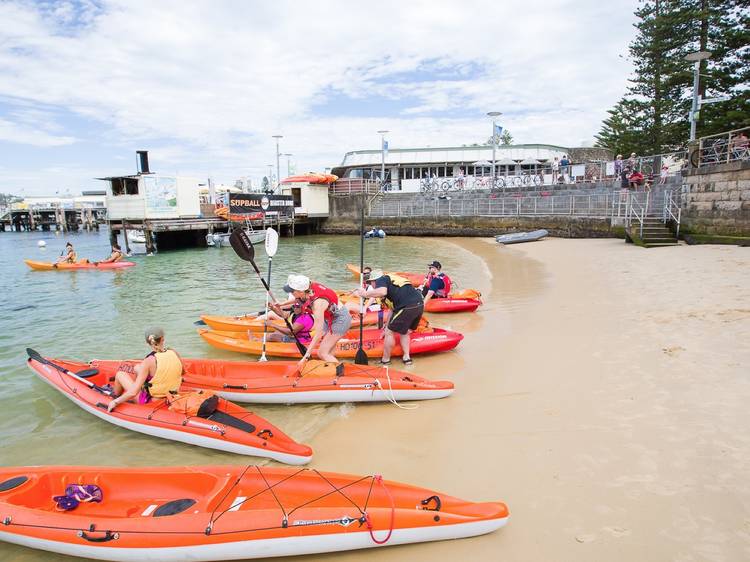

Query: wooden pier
<box><xmin>0</xmin><ymin>207</ymin><xmax>103</xmax><ymax>232</ymax></box>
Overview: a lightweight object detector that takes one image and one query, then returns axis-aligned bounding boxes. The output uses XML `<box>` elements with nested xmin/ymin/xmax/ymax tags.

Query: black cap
<box><xmin>427</xmin><ymin>261</ymin><xmax>441</xmax><ymax>269</ymax></box>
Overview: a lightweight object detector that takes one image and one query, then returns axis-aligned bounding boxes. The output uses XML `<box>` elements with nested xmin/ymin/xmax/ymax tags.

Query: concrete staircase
<box><xmin>631</xmin><ymin>216</ymin><xmax>678</xmax><ymax>247</ymax></box>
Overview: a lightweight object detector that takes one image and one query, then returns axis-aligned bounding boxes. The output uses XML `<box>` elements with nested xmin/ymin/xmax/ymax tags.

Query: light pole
<box><xmin>272</xmin><ymin>135</ymin><xmax>283</xmax><ymax>192</ymax></box>
<box><xmin>487</xmin><ymin>112</ymin><xmax>502</xmax><ymax>186</ymax></box>
<box><xmin>377</xmin><ymin>130</ymin><xmax>389</xmax><ymax>189</ymax></box>
<box><xmin>267</xmin><ymin>164</ymin><xmax>274</xmax><ymax>193</ymax></box>
<box><xmin>684</xmin><ymin>51</ymin><xmax>711</xmax><ymax>141</ymax></box>
<box><xmin>281</xmin><ymin>153</ymin><xmax>293</xmax><ymax>177</ymax></box>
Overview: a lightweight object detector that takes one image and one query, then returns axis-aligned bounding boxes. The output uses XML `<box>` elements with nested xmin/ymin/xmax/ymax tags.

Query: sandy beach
<box><xmin>295</xmin><ymin>238</ymin><xmax>750</xmax><ymax>562</ymax></box>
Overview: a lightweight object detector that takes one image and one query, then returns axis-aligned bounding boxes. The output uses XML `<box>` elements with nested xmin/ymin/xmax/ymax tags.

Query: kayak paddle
<box><xmin>354</xmin><ymin>193</ymin><xmax>368</xmax><ymax>365</ymax></box>
<box><xmin>229</xmin><ymin>228</ymin><xmax>308</xmax><ymax>356</ymax></box>
<box><xmin>259</xmin><ymin>227</ymin><xmax>279</xmax><ymax>362</ymax></box>
<box><xmin>26</xmin><ymin>348</ymin><xmax>110</xmax><ymax>395</ymax></box>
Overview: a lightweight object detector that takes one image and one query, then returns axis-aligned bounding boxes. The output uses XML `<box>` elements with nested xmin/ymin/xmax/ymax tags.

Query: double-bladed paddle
<box><xmin>259</xmin><ymin>228</ymin><xmax>279</xmax><ymax>362</ymax></box>
<box><xmin>229</xmin><ymin>228</ymin><xmax>308</xmax><ymax>356</ymax></box>
<box><xmin>26</xmin><ymin>348</ymin><xmax>109</xmax><ymax>395</ymax></box>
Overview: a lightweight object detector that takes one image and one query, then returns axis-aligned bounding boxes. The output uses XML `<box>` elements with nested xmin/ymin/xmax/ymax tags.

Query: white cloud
<box><xmin>0</xmin><ymin>118</ymin><xmax>76</xmax><ymax>146</ymax></box>
<box><xmin>0</xmin><ymin>0</ymin><xmax>638</xmax><ymax>193</ymax></box>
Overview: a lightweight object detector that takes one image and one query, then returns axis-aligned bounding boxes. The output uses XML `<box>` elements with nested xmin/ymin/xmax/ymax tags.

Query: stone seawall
<box><xmin>320</xmin><ymin>214</ymin><xmax>623</xmax><ymax>238</ymax></box>
<box><xmin>682</xmin><ymin>160</ymin><xmax>750</xmax><ymax>237</ymax></box>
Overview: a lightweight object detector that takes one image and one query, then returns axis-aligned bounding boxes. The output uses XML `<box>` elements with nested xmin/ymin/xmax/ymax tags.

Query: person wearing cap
<box><xmin>420</xmin><ymin>261</ymin><xmax>452</xmax><ymax>306</ymax></box>
<box><xmin>266</xmin><ymin>299</ymin><xmax>314</xmax><ymax>345</ymax></box>
<box><xmin>107</xmin><ymin>327</ymin><xmax>184</xmax><ymax>412</ymax></box>
<box><xmin>272</xmin><ymin>274</ymin><xmax>352</xmax><ymax>367</ymax></box>
<box><xmin>353</xmin><ymin>270</ymin><xmax>423</xmax><ymax>365</ymax></box>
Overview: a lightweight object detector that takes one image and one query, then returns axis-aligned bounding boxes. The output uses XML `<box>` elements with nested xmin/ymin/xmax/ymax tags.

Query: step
<box><xmin>644</xmin><ymin>242</ymin><xmax>678</xmax><ymax>247</ymax></box>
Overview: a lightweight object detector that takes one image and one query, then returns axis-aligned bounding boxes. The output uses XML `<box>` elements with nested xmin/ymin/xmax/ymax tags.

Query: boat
<box><xmin>207</xmin><ymin>227</ymin><xmax>266</xmax><ymax>248</ymax></box>
<box><xmin>198</xmin><ymin>327</ymin><xmax>463</xmax><ymax>359</ymax></box>
<box><xmin>364</xmin><ymin>228</ymin><xmax>386</xmax><ymax>239</ymax></box>
<box><xmin>79</xmin><ymin>357</ymin><xmax>454</xmax><ymax>404</ymax></box>
<box><xmin>0</xmin><ymin>464</ymin><xmax>509</xmax><ymax>561</ymax></box>
<box><xmin>24</xmin><ymin>260</ymin><xmax>135</xmax><ymax>271</ymax></box>
<box><xmin>495</xmin><ymin>229</ymin><xmax>549</xmax><ymax>244</ymax></box>
<box><xmin>336</xmin><ymin>287</ymin><xmax>482</xmax><ymax>314</ymax></box>
<box><xmin>127</xmin><ymin>229</ymin><xmax>146</xmax><ymax>244</ymax></box>
<box><xmin>200</xmin><ymin>309</ymin><xmax>395</xmax><ymax>332</ymax></box>
<box><xmin>27</xmin><ymin>353</ymin><xmax>312</xmax><ymax>464</ymax></box>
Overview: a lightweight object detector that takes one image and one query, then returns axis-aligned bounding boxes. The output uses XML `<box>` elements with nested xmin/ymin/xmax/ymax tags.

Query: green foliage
<box><xmin>597</xmin><ymin>0</ymin><xmax>749</xmax><ymax>155</ymax></box>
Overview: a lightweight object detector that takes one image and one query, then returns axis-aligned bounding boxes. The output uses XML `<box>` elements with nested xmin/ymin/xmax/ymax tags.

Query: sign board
<box><xmin>699</xmin><ymin>96</ymin><xmax>731</xmax><ymax>105</ymax></box>
<box><xmin>228</xmin><ymin>193</ymin><xmax>294</xmax><ymax>216</ymax></box>
<box><xmin>143</xmin><ymin>176</ymin><xmax>178</xmax><ymax>217</ymax></box>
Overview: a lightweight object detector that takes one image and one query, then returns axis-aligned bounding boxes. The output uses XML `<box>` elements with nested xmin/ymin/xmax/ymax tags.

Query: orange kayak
<box><xmin>337</xmin><ymin>290</ymin><xmax>482</xmax><ymax>314</ymax></box>
<box><xmin>347</xmin><ymin>263</ymin><xmax>424</xmax><ymax>286</ymax></box>
<box><xmin>198</xmin><ymin>327</ymin><xmax>463</xmax><ymax>358</ymax></box>
<box><xmin>200</xmin><ymin>309</ymin><xmax>391</xmax><ymax>332</ymax></box>
<box><xmin>27</xmin><ymin>355</ymin><xmax>311</xmax><ymax>464</ymax></box>
<box><xmin>0</xmin><ymin>464</ymin><xmax>509</xmax><ymax>560</ymax></box>
<box><xmin>24</xmin><ymin>259</ymin><xmax>135</xmax><ymax>271</ymax></box>
<box><xmin>79</xmin><ymin>357</ymin><xmax>454</xmax><ymax>404</ymax></box>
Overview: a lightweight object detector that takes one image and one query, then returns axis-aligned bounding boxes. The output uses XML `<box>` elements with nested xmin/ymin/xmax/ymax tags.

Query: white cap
<box><xmin>283</xmin><ymin>274</ymin><xmax>311</xmax><ymax>292</ymax></box>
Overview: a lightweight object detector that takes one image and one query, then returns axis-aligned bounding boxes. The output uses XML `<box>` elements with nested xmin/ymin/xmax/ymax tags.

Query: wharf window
<box><xmin>110</xmin><ymin>178</ymin><xmax>139</xmax><ymax>196</ymax></box>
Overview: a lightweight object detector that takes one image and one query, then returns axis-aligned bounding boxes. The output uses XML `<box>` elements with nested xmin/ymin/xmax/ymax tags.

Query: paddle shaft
<box><xmin>260</xmin><ymin>257</ymin><xmax>272</xmax><ymax>361</ymax></box>
<box><xmin>355</xmin><ymin>194</ymin><xmax>368</xmax><ymax>365</ymax></box>
<box><xmin>26</xmin><ymin>349</ymin><xmax>110</xmax><ymax>395</ymax></box>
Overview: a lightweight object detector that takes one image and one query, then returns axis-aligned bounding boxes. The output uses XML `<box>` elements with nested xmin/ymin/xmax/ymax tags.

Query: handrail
<box><xmin>627</xmin><ymin>191</ymin><xmax>649</xmax><ymax>239</ymax></box>
<box><xmin>663</xmin><ymin>189</ymin><xmax>682</xmax><ymax>238</ymax></box>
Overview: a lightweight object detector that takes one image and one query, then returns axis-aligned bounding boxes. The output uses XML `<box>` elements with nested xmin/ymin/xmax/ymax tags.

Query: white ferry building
<box><xmin>331</xmin><ymin>144</ymin><xmax>610</xmax><ymax>191</ymax></box>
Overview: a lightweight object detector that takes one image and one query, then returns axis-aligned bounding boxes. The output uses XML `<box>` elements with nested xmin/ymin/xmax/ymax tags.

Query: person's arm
<box><xmin>99</xmin><ymin>253</ymin><xmax>115</xmax><ymax>264</ymax></box>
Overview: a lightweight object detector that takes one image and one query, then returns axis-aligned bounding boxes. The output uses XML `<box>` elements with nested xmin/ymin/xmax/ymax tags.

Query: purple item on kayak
<box><xmin>53</xmin><ymin>484</ymin><xmax>103</xmax><ymax>511</ymax></box>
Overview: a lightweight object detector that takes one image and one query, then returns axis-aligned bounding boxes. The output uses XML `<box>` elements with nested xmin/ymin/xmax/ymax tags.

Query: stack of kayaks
<box><xmin>495</xmin><ymin>229</ymin><xmax>549</xmax><ymax>244</ymax></box>
<box><xmin>27</xmin><ymin>354</ymin><xmax>312</xmax><ymax>465</ymax></box>
<box><xmin>198</xmin><ymin>327</ymin><xmax>463</xmax><ymax>358</ymax></box>
<box><xmin>83</xmin><ymin>357</ymin><xmax>454</xmax><ymax>404</ymax></box>
<box><xmin>0</xmin><ymin>464</ymin><xmax>508</xmax><ymax>561</ymax></box>
<box><xmin>281</xmin><ymin>172</ymin><xmax>339</xmax><ymax>184</ymax></box>
<box><xmin>24</xmin><ymin>259</ymin><xmax>135</xmax><ymax>271</ymax></box>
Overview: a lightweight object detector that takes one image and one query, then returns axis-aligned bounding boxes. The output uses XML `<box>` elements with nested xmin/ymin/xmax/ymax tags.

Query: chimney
<box><xmin>136</xmin><ymin>151</ymin><xmax>150</xmax><ymax>174</ymax></box>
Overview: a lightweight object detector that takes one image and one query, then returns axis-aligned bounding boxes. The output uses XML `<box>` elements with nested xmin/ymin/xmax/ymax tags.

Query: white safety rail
<box><xmin>691</xmin><ymin>127</ymin><xmax>750</xmax><ymax>168</ymax></box>
<box><xmin>662</xmin><ymin>189</ymin><xmax>682</xmax><ymax>238</ymax></box>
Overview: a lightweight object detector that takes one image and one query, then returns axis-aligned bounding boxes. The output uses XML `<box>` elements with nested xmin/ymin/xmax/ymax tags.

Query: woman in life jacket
<box><xmin>98</xmin><ymin>243</ymin><xmax>123</xmax><ymax>264</ymax></box>
<box><xmin>420</xmin><ymin>261</ymin><xmax>452</xmax><ymax>306</ymax></box>
<box><xmin>272</xmin><ymin>274</ymin><xmax>352</xmax><ymax>369</ymax></box>
<box><xmin>107</xmin><ymin>327</ymin><xmax>184</xmax><ymax>412</ymax></box>
<box><xmin>55</xmin><ymin>242</ymin><xmax>77</xmax><ymax>264</ymax></box>
<box><xmin>266</xmin><ymin>299</ymin><xmax>314</xmax><ymax>345</ymax></box>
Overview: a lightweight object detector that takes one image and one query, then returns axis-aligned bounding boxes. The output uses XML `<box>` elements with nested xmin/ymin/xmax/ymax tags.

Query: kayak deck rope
<box><xmin>374</xmin><ymin>365</ymin><xmax>418</xmax><ymax>410</ymax></box>
<box><xmin>365</xmin><ymin>475</ymin><xmax>395</xmax><ymax>545</ymax></box>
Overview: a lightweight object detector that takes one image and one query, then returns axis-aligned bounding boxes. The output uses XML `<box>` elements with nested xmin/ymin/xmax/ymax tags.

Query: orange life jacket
<box><xmin>427</xmin><ymin>272</ymin><xmax>452</xmax><ymax>297</ymax></box>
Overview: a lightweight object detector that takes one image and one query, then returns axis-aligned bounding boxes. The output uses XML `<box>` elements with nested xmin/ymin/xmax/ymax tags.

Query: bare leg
<box><xmin>382</xmin><ymin>328</ymin><xmax>396</xmax><ymax>362</ymax></box>
<box><xmin>317</xmin><ymin>333</ymin><xmax>342</xmax><ymax>362</ymax></box>
<box><xmin>112</xmin><ymin>370</ymin><xmax>138</xmax><ymax>398</ymax></box>
<box><xmin>400</xmin><ymin>331</ymin><xmax>412</xmax><ymax>361</ymax></box>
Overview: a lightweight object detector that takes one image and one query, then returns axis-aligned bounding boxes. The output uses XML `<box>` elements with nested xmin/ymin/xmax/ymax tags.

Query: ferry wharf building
<box><xmin>330</xmin><ymin>144</ymin><xmax>612</xmax><ymax>191</ymax></box>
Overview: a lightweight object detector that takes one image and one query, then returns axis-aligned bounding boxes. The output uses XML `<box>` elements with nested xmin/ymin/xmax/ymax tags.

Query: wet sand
<box><xmin>296</xmin><ymin>238</ymin><xmax>750</xmax><ymax>562</ymax></box>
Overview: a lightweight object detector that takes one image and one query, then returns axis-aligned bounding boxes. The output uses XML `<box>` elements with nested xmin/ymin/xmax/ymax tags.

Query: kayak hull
<box><xmin>0</xmin><ymin>465</ymin><xmax>508</xmax><ymax>561</ymax></box>
<box><xmin>80</xmin><ymin>357</ymin><xmax>454</xmax><ymax>404</ymax></box>
<box><xmin>495</xmin><ymin>229</ymin><xmax>549</xmax><ymax>244</ymax></box>
<box><xmin>201</xmin><ymin>309</ymin><xmax>389</xmax><ymax>332</ymax></box>
<box><xmin>24</xmin><ymin>260</ymin><xmax>135</xmax><ymax>271</ymax></box>
<box><xmin>198</xmin><ymin>327</ymin><xmax>463</xmax><ymax>359</ymax></box>
<box><xmin>27</xmin><ymin>357</ymin><xmax>311</xmax><ymax>464</ymax></box>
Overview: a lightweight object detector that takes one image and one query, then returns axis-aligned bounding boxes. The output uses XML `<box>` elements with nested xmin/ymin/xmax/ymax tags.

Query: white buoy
<box><xmin>37</xmin><ymin>240</ymin><xmax>46</xmax><ymax>247</ymax></box>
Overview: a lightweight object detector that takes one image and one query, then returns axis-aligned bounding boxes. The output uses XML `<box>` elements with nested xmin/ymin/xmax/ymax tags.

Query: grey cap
<box><xmin>144</xmin><ymin>326</ymin><xmax>165</xmax><ymax>342</ymax></box>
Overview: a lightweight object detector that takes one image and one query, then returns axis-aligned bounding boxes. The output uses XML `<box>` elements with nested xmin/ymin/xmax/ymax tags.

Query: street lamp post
<box><xmin>266</xmin><ymin>164</ymin><xmax>274</xmax><ymax>193</ymax></box>
<box><xmin>487</xmin><ymin>112</ymin><xmax>502</xmax><ymax>187</ymax></box>
<box><xmin>272</xmin><ymin>135</ymin><xmax>283</xmax><ymax>192</ymax></box>
<box><xmin>684</xmin><ymin>51</ymin><xmax>711</xmax><ymax>142</ymax></box>
<box><xmin>282</xmin><ymin>153</ymin><xmax>293</xmax><ymax>177</ymax></box>
<box><xmin>377</xmin><ymin>130</ymin><xmax>389</xmax><ymax>190</ymax></box>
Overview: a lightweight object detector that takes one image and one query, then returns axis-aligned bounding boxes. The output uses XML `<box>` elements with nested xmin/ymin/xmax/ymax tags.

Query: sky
<box><xmin>0</xmin><ymin>0</ymin><xmax>639</xmax><ymax>196</ymax></box>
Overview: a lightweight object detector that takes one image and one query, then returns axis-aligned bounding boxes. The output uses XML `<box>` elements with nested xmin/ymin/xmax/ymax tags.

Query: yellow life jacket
<box><xmin>383</xmin><ymin>274</ymin><xmax>413</xmax><ymax>309</ymax></box>
<box><xmin>147</xmin><ymin>349</ymin><xmax>183</xmax><ymax>398</ymax></box>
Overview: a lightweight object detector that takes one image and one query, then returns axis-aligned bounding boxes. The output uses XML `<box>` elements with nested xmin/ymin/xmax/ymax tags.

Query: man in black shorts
<box><xmin>353</xmin><ymin>269</ymin><xmax>424</xmax><ymax>365</ymax></box>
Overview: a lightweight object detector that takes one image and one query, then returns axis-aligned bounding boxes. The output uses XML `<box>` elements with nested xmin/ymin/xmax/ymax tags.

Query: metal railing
<box><xmin>626</xmin><ymin>191</ymin><xmax>650</xmax><ymax>239</ymax></box>
<box><xmin>662</xmin><ymin>189</ymin><xmax>682</xmax><ymax>238</ymax></box>
<box><xmin>329</xmin><ymin>179</ymin><xmax>380</xmax><ymax>196</ymax></box>
<box><xmin>691</xmin><ymin>127</ymin><xmax>750</xmax><ymax>168</ymax></box>
<box><xmin>369</xmin><ymin>192</ymin><xmax>620</xmax><ymax>218</ymax></box>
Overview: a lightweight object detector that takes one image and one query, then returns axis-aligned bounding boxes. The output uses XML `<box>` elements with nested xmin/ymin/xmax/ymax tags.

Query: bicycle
<box><xmin>419</xmin><ymin>177</ymin><xmax>440</xmax><ymax>195</ymax></box>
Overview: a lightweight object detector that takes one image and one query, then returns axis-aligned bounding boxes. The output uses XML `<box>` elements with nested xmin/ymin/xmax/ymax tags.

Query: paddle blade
<box><xmin>354</xmin><ymin>347</ymin><xmax>368</xmax><ymax>365</ymax></box>
<box><xmin>265</xmin><ymin>227</ymin><xmax>279</xmax><ymax>257</ymax></box>
<box><xmin>194</xmin><ymin>319</ymin><xmax>207</xmax><ymax>326</ymax></box>
<box><xmin>229</xmin><ymin>228</ymin><xmax>256</xmax><ymax>262</ymax></box>
<box><xmin>26</xmin><ymin>348</ymin><xmax>43</xmax><ymax>363</ymax></box>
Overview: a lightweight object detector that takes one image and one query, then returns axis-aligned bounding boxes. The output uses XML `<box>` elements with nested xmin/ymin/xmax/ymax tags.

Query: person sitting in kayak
<box><xmin>354</xmin><ymin>269</ymin><xmax>424</xmax><ymax>366</ymax></box>
<box><xmin>55</xmin><ymin>242</ymin><xmax>77</xmax><ymax>264</ymax></box>
<box><xmin>276</xmin><ymin>274</ymin><xmax>352</xmax><ymax>369</ymax></box>
<box><xmin>267</xmin><ymin>300</ymin><xmax>314</xmax><ymax>344</ymax></box>
<box><xmin>107</xmin><ymin>327</ymin><xmax>184</xmax><ymax>412</ymax></box>
<box><xmin>420</xmin><ymin>261</ymin><xmax>452</xmax><ymax>306</ymax></box>
<box><xmin>345</xmin><ymin>266</ymin><xmax>381</xmax><ymax>314</ymax></box>
<box><xmin>97</xmin><ymin>243</ymin><xmax>123</xmax><ymax>264</ymax></box>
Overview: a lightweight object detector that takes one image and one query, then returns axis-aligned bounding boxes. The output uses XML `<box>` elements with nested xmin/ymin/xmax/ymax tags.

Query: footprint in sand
<box><xmin>575</xmin><ymin>534</ymin><xmax>596</xmax><ymax>543</ymax></box>
<box><xmin>604</xmin><ymin>526</ymin><xmax>631</xmax><ymax>538</ymax></box>
<box><xmin>662</xmin><ymin>345</ymin><xmax>685</xmax><ymax>356</ymax></box>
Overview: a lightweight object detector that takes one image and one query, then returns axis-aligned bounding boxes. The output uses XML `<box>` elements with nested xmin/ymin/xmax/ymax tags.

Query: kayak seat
<box><xmin>205</xmin><ymin>411</ymin><xmax>256</xmax><ymax>433</ymax></box>
<box><xmin>153</xmin><ymin>498</ymin><xmax>196</xmax><ymax>517</ymax></box>
<box><xmin>0</xmin><ymin>476</ymin><xmax>28</xmax><ymax>493</ymax></box>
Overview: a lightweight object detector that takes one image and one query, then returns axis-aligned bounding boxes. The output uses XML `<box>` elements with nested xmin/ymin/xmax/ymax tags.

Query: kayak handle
<box><xmin>77</xmin><ymin>530</ymin><xmax>119</xmax><ymax>542</ymax></box>
<box><xmin>420</xmin><ymin>495</ymin><xmax>441</xmax><ymax>512</ymax></box>
<box><xmin>257</xmin><ymin>429</ymin><xmax>273</xmax><ymax>440</ymax></box>
<box><xmin>223</xmin><ymin>384</ymin><xmax>248</xmax><ymax>390</ymax></box>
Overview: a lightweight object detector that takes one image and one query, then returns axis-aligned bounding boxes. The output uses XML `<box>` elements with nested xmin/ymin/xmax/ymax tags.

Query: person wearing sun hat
<box><xmin>271</xmin><ymin>274</ymin><xmax>352</xmax><ymax>369</ymax></box>
<box><xmin>353</xmin><ymin>269</ymin><xmax>423</xmax><ymax>365</ymax></box>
